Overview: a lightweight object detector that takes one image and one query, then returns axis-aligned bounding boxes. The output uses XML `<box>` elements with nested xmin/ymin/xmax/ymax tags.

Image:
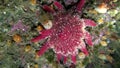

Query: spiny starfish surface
<box><xmin>31</xmin><ymin>0</ymin><xmax>97</xmax><ymax>64</ymax></box>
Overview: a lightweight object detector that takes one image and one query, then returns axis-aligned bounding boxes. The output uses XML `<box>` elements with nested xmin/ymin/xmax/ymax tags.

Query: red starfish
<box><xmin>31</xmin><ymin>0</ymin><xmax>96</xmax><ymax>64</ymax></box>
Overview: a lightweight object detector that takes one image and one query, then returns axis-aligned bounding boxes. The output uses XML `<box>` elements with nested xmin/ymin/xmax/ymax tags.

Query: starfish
<box><xmin>31</xmin><ymin>0</ymin><xmax>96</xmax><ymax>64</ymax></box>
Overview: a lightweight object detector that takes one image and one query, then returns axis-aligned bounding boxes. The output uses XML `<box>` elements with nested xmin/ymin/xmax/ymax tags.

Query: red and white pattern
<box><xmin>31</xmin><ymin>0</ymin><xmax>96</xmax><ymax>64</ymax></box>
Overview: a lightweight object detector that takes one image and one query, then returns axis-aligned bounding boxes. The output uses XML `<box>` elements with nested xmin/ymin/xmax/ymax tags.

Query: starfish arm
<box><xmin>63</xmin><ymin>56</ymin><xmax>67</xmax><ymax>64</ymax></box>
<box><xmin>71</xmin><ymin>55</ymin><xmax>76</xmax><ymax>64</ymax></box>
<box><xmin>85</xmin><ymin>31</ymin><xmax>93</xmax><ymax>46</ymax></box>
<box><xmin>31</xmin><ymin>30</ymin><xmax>51</xmax><ymax>42</ymax></box>
<box><xmin>53</xmin><ymin>1</ymin><xmax>63</xmax><ymax>10</ymax></box>
<box><xmin>81</xmin><ymin>47</ymin><xmax>89</xmax><ymax>56</ymax></box>
<box><xmin>56</xmin><ymin>53</ymin><xmax>62</xmax><ymax>62</ymax></box>
<box><xmin>56</xmin><ymin>54</ymin><xmax>67</xmax><ymax>64</ymax></box>
<box><xmin>76</xmin><ymin>0</ymin><xmax>85</xmax><ymax>11</ymax></box>
<box><xmin>83</xmin><ymin>19</ymin><xmax>97</xmax><ymax>27</ymax></box>
<box><xmin>42</xmin><ymin>5</ymin><xmax>55</xmax><ymax>13</ymax></box>
<box><xmin>79</xmin><ymin>42</ymin><xmax>89</xmax><ymax>55</ymax></box>
<box><xmin>31</xmin><ymin>35</ymin><xmax>47</xmax><ymax>42</ymax></box>
<box><xmin>37</xmin><ymin>43</ymin><xmax>49</xmax><ymax>56</ymax></box>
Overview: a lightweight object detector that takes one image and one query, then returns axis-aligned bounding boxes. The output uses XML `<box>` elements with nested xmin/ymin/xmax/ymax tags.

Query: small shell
<box><xmin>30</xmin><ymin>0</ymin><xmax>36</xmax><ymax>5</ymax></box>
<box><xmin>34</xmin><ymin>64</ymin><xmax>39</xmax><ymax>68</ymax></box>
<box><xmin>78</xmin><ymin>52</ymin><xmax>86</xmax><ymax>59</ymax></box>
<box><xmin>95</xmin><ymin>3</ymin><xmax>108</xmax><ymax>13</ymax></box>
<box><xmin>42</xmin><ymin>20</ymin><xmax>53</xmax><ymax>29</ymax></box>
<box><xmin>36</xmin><ymin>25</ymin><xmax>43</xmax><ymax>32</ymax></box>
<box><xmin>100</xmin><ymin>41</ymin><xmax>107</xmax><ymax>46</ymax></box>
<box><xmin>13</xmin><ymin>34</ymin><xmax>22</xmax><ymax>43</ymax></box>
<box><xmin>99</xmin><ymin>54</ymin><xmax>107</xmax><ymax>60</ymax></box>
<box><xmin>25</xmin><ymin>45</ymin><xmax>31</xmax><ymax>52</ymax></box>
<box><xmin>106</xmin><ymin>55</ymin><xmax>113</xmax><ymax>63</ymax></box>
